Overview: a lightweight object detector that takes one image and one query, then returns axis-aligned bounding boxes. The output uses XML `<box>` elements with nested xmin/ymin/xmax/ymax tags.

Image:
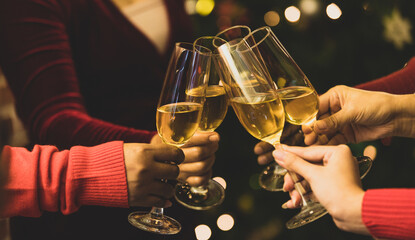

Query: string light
<box><xmin>195</xmin><ymin>0</ymin><xmax>215</xmax><ymax>16</ymax></box>
<box><xmin>284</xmin><ymin>6</ymin><xmax>301</xmax><ymax>23</ymax></box>
<box><xmin>195</xmin><ymin>224</ymin><xmax>212</xmax><ymax>240</ymax></box>
<box><xmin>185</xmin><ymin>0</ymin><xmax>197</xmax><ymax>15</ymax></box>
<box><xmin>217</xmin><ymin>214</ymin><xmax>234</xmax><ymax>231</ymax></box>
<box><xmin>326</xmin><ymin>3</ymin><xmax>342</xmax><ymax>20</ymax></box>
<box><xmin>212</xmin><ymin>176</ymin><xmax>227</xmax><ymax>189</ymax></box>
<box><xmin>363</xmin><ymin>145</ymin><xmax>377</xmax><ymax>160</ymax></box>
<box><xmin>264</xmin><ymin>11</ymin><xmax>280</xmax><ymax>26</ymax></box>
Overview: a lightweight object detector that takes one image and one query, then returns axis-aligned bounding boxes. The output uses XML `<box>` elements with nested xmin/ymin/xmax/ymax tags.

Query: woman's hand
<box><xmin>177</xmin><ymin>131</ymin><xmax>220</xmax><ymax>186</ymax></box>
<box><xmin>254</xmin><ymin>123</ymin><xmax>304</xmax><ymax>165</ymax></box>
<box><xmin>303</xmin><ymin>85</ymin><xmax>414</xmax><ymax>145</ymax></box>
<box><xmin>151</xmin><ymin>132</ymin><xmax>220</xmax><ymax>186</ymax></box>
<box><xmin>273</xmin><ymin>144</ymin><xmax>370</xmax><ymax>235</ymax></box>
<box><xmin>124</xmin><ymin>143</ymin><xmax>184</xmax><ymax>208</ymax></box>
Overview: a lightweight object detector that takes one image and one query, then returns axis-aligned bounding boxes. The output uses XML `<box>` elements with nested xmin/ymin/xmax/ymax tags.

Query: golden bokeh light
<box><xmin>284</xmin><ymin>6</ymin><xmax>301</xmax><ymax>23</ymax></box>
<box><xmin>217</xmin><ymin>214</ymin><xmax>234</xmax><ymax>231</ymax></box>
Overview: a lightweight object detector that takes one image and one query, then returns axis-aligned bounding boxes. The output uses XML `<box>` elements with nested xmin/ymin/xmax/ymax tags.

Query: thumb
<box><xmin>314</xmin><ymin>110</ymin><xmax>351</xmax><ymax>134</ymax></box>
<box><xmin>273</xmin><ymin>150</ymin><xmax>318</xmax><ymax>182</ymax></box>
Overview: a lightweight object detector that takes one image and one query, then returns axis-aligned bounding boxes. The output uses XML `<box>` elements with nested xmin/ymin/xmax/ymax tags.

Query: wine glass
<box><xmin>128</xmin><ymin>42</ymin><xmax>210</xmax><ymax>234</ymax></box>
<box><xmin>215</xmin><ymin>25</ymin><xmax>252</xmax><ymax>44</ymax></box>
<box><xmin>242</xmin><ymin>26</ymin><xmax>373</xmax><ymax>229</ymax></box>
<box><xmin>174</xmin><ymin>36</ymin><xmax>228</xmax><ymax>210</ymax></box>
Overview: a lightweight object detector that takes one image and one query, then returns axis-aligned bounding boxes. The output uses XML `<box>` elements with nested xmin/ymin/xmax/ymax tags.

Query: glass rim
<box><xmin>176</xmin><ymin>41</ymin><xmax>212</xmax><ymax>55</ymax></box>
<box><xmin>193</xmin><ymin>36</ymin><xmax>227</xmax><ymax>56</ymax></box>
<box><xmin>215</xmin><ymin>25</ymin><xmax>252</xmax><ymax>39</ymax></box>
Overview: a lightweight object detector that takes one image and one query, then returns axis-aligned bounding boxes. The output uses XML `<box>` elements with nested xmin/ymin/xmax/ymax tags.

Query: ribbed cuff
<box><xmin>69</xmin><ymin>141</ymin><xmax>129</xmax><ymax>208</ymax></box>
<box><xmin>362</xmin><ymin>189</ymin><xmax>415</xmax><ymax>240</ymax></box>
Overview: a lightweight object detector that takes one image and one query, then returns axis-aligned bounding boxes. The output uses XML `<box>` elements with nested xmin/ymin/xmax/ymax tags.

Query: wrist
<box><xmin>391</xmin><ymin>94</ymin><xmax>415</xmax><ymax>138</ymax></box>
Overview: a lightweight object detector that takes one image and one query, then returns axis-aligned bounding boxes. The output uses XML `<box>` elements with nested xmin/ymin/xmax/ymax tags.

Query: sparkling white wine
<box><xmin>277</xmin><ymin>86</ymin><xmax>319</xmax><ymax>125</ymax></box>
<box><xmin>187</xmin><ymin>85</ymin><xmax>229</xmax><ymax>132</ymax></box>
<box><xmin>231</xmin><ymin>94</ymin><xmax>285</xmax><ymax>145</ymax></box>
<box><xmin>156</xmin><ymin>102</ymin><xmax>203</xmax><ymax>147</ymax></box>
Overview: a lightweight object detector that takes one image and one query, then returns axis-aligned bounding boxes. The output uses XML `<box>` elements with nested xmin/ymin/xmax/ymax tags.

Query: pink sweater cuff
<box><xmin>67</xmin><ymin>141</ymin><xmax>129</xmax><ymax>210</ymax></box>
<box><xmin>362</xmin><ymin>189</ymin><xmax>415</xmax><ymax>240</ymax></box>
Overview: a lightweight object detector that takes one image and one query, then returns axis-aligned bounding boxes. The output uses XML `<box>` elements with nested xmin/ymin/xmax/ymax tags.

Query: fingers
<box><xmin>154</xmin><ymin>145</ymin><xmax>185</xmax><ymax>165</ymax></box>
<box><xmin>179</xmin><ymin>155</ymin><xmax>215</xmax><ymax>175</ymax></box>
<box><xmin>185</xmin><ymin>171</ymin><xmax>213</xmax><ymax>186</ymax></box>
<box><xmin>273</xmin><ymin>146</ymin><xmax>325</xmax><ymax>182</ymax></box>
<box><xmin>153</xmin><ymin>161</ymin><xmax>180</xmax><ymax>180</ymax></box>
<box><xmin>182</xmin><ymin>131</ymin><xmax>220</xmax><ymax>148</ymax></box>
<box><xmin>254</xmin><ymin>141</ymin><xmax>274</xmax><ymax>165</ymax></box>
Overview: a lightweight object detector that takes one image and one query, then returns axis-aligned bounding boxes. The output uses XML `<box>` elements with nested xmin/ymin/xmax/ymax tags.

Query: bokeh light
<box><xmin>264</xmin><ymin>11</ymin><xmax>280</xmax><ymax>27</ymax></box>
<box><xmin>284</xmin><ymin>6</ymin><xmax>301</xmax><ymax>23</ymax></box>
<box><xmin>299</xmin><ymin>0</ymin><xmax>319</xmax><ymax>15</ymax></box>
<box><xmin>195</xmin><ymin>224</ymin><xmax>212</xmax><ymax>240</ymax></box>
<box><xmin>326</xmin><ymin>3</ymin><xmax>342</xmax><ymax>20</ymax></box>
<box><xmin>185</xmin><ymin>0</ymin><xmax>197</xmax><ymax>15</ymax></box>
<box><xmin>217</xmin><ymin>214</ymin><xmax>234</xmax><ymax>231</ymax></box>
<box><xmin>213</xmin><ymin>176</ymin><xmax>227</xmax><ymax>189</ymax></box>
<box><xmin>237</xmin><ymin>193</ymin><xmax>254</xmax><ymax>213</ymax></box>
<box><xmin>196</xmin><ymin>0</ymin><xmax>215</xmax><ymax>16</ymax></box>
<box><xmin>363</xmin><ymin>145</ymin><xmax>377</xmax><ymax>161</ymax></box>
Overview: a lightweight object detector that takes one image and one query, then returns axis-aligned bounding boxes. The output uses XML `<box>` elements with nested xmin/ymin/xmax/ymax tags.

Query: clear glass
<box><xmin>128</xmin><ymin>42</ymin><xmax>211</xmax><ymax>234</ymax></box>
<box><xmin>174</xmin><ymin>36</ymin><xmax>228</xmax><ymax>210</ymax></box>
<box><xmin>216</xmin><ymin>37</ymin><xmax>287</xmax><ymax>193</ymax></box>
<box><xmin>215</xmin><ymin>25</ymin><xmax>252</xmax><ymax>44</ymax></box>
<box><xmin>243</xmin><ymin>26</ymin><xmax>373</xmax><ymax>229</ymax></box>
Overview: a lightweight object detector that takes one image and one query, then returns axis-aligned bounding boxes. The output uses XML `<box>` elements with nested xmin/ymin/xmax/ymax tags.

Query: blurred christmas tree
<box><xmin>185</xmin><ymin>1</ymin><xmax>415</xmax><ymax>239</ymax></box>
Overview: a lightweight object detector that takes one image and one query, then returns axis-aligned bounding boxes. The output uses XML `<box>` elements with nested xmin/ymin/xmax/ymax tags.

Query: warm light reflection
<box><xmin>326</xmin><ymin>3</ymin><xmax>342</xmax><ymax>20</ymax></box>
<box><xmin>363</xmin><ymin>145</ymin><xmax>377</xmax><ymax>161</ymax></box>
<box><xmin>213</xmin><ymin>176</ymin><xmax>227</xmax><ymax>189</ymax></box>
<box><xmin>264</xmin><ymin>11</ymin><xmax>280</xmax><ymax>26</ymax></box>
<box><xmin>195</xmin><ymin>224</ymin><xmax>212</xmax><ymax>240</ymax></box>
<box><xmin>299</xmin><ymin>0</ymin><xmax>319</xmax><ymax>15</ymax></box>
<box><xmin>196</xmin><ymin>0</ymin><xmax>215</xmax><ymax>16</ymax></box>
<box><xmin>217</xmin><ymin>214</ymin><xmax>234</xmax><ymax>231</ymax></box>
<box><xmin>237</xmin><ymin>193</ymin><xmax>254</xmax><ymax>213</ymax></box>
<box><xmin>284</xmin><ymin>6</ymin><xmax>301</xmax><ymax>23</ymax></box>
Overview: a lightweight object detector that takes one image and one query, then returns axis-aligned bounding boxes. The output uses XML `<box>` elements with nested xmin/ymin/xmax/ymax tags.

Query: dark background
<box><xmin>185</xmin><ymin>0</ymin><xmax>415</xmax><ymax>239</ymax></box>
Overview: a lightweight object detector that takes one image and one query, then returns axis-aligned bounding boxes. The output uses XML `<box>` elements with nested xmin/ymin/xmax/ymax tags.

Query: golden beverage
<box><xmin>230</xmin><ymin>94</ymin><xmax>285</xmax><ymax>145</ymax></box>
<box><xmin>277</xmin><ymin>86</ymin><xmax>319</xmax><ymax>125</ymax></box>
<box><xmin>188</xmin><ymin>85</ymin><xmax>229</xmax><ymax>132</ymax></box>
<box><xmin>156</xmin><ymin>102</ymin><xmax>203</xmax><ymax>147</ymax></box>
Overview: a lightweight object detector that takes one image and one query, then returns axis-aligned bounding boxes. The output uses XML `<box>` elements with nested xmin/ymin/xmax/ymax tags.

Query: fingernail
<box><xmin>209</xmin><ymin>134</ymin><xmax>220</xmax><ymax>142</ymax></box>
<box><xmin>281</xmin><ymin>203</ymin><xmax>288</xmax><ymax>209</ymax></box>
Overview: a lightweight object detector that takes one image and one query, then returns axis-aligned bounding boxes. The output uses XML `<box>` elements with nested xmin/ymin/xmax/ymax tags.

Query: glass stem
<box><xmin>274</xmin><ymin>143</ymin><xmax>309</xmax><ymax>207</ymax></box>
<box><xmin>149</xmin><ymin>207</ymin><xmax>164</xmax><ymax>221</ymax></box>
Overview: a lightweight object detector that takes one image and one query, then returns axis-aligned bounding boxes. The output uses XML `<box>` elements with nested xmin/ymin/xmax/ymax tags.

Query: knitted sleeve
<box><xmin>362</xmin><ymin>189</ymin><xmax>415</xmax><ymax>240</ymax></box>
<box><xmin>355</xmin><ymin>57</ymin><xmax>415</xmax><ymax>94</ymax></box>
<box><xmin>0</xmin><ymin>141</ymin><xmax>129</xmax><ymax>217</ymax></box>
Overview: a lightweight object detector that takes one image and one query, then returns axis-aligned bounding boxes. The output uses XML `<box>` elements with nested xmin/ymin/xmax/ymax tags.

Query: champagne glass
<box><xmin>128</xmin><ymin>42</ymin><xmax>210</xmax><ymax>234</ymax></box>
<box><xmin>174</xmin><ymin>36</ymin><xmax>228</xmax><ymax>210</ymax></box>
<box><xmin>242</xmin><ymin>26</ymin><xmax>373</xmax><ymax>229</ymax></box>
<box><xmin>217</xmin><ymin>25</ymin><xmax>290</xmax><ymax>191</ymax></box>
<box><xmin>216</xmin><ymin>36</ymin><xmax>288</xmax><ymax>192</ymax></box>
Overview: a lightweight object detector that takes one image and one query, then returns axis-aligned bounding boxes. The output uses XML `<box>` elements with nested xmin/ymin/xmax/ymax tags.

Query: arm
<box><xmin>0</xmin><ymin>141</ymin><xmax>184</xmax><ymax>217</ymax></box>
<box><xmin>0</xmin><ymin>0</ymin><xmax>155</xmax><ymax>149</ymax></box>
<box><xmin>0</xmin><ymin>141</ymin><xmax>128</xmax><ymax>217</ymax></box>
<box><xmin>355</xmin><ymin>57</ymin><xmax>415</xmax><ymax>94</ymax></box>
<box><xmin>363</xmin><ymin>189</ymin><xmax>415</xmax><ymax>240</ymax></box>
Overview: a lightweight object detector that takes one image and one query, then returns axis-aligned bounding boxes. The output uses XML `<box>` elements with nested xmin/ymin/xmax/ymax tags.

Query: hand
<box><xmin>254</xmin><ymin>122</ymin><xmax>304</xmax><ymax>165</ymax></box>
<box><xmin>177</xmin><ymin>131</ymin><xmax>220</xmax><ymax>186</ymax></box>
<box><xmin>123</xmin><ymin>143</ymin><xmax>184</xmax><ymax>208</ymax></box>
<box><xmin>303</xmin><ymin>85</ymin><xmax>406</xmax><ymax>145</ymax></box>
<box><xmin>273</xmin><ymin>144</ymin><xmax>369</xmax><ymax>235</ymax></box>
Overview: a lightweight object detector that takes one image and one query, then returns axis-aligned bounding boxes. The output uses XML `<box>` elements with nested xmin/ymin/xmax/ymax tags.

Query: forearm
<box><xmin>33</xmin><ymin>107</ymin><xmax>156</xmax><ymax>149</ymax></box>
<box><xmin>391</xmin><ymin>94</ymin><xmax>415</xmax><ymax>138</ymax></box>
<box><xmin>0</xmin><ymin>141</ymin><xmax>129</xmax><ymax>217</ymax></box>
<box><xmin>355</xmin><ymin>57</ymin><xmax>415</xmax><ymax>94</ymax></box>
<box><xmin>362</xmin><ymin>189</ymin><xmax>415</xmax><ymax>240</ymax></box>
